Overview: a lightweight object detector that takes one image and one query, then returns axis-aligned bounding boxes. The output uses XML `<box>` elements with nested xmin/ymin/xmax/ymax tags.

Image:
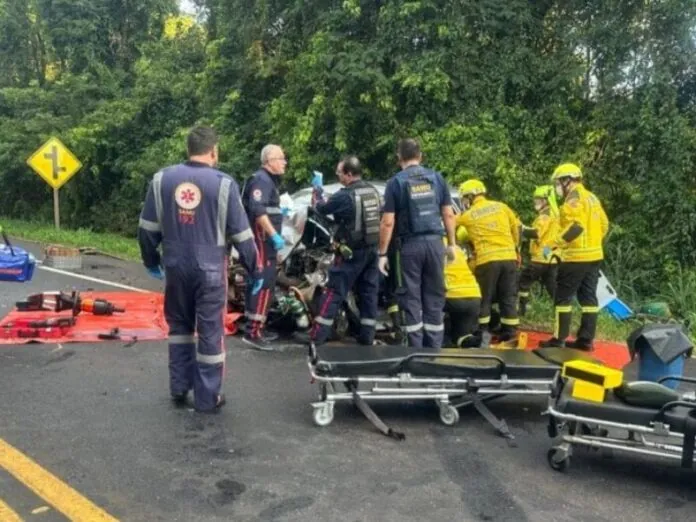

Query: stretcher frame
<box><xmin>307</xmin><ymin>347</ymin><xmax>556</xmax><ymax>441</ymax></box>
<box><xmin>544</xmin><ymin>374</ymin><xmax>696</xmax><ymax>472</ymax></box>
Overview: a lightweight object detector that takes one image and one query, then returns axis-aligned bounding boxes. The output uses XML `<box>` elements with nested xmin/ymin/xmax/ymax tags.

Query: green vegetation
<box><xmin>522</xmin><ymin>291</ymin><xmax>637</xmax><ymax>343</ymax></box>
<box><xmin>0</xmin><ymin>1</ymin><xmax>695</xmax><ymax>331</ymax></box>
<box><xmin>2</xmin><ymin>218</ymin><xmax>141</xmax><ymax>261</ymax></box>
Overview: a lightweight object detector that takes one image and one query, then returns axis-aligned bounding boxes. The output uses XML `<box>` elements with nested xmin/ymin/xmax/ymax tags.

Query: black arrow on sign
<box><xmin>44</xmin><ymin>145</ymin><xmax>65</xmax><ymax>180</ymax></box>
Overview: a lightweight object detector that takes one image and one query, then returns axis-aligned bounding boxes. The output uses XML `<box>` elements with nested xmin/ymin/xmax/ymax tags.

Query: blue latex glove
<box><xmin>147</xmin><ymin>266</ymin><xmax>164</xmax><ymax>280</ymax></box>
<box><xmin>250</xmin><ymin>277</ymin><xmax>264</xmax><ymax>296</ymax></box>
<box><xmin>281</xmin><ymin>207</ymin><xmax>291</xmax><ymax>217</ymax></box>
<box><xmin>311</xmin><ymin>171</ymin><xmax>323</xmax><ymax>188</ymax></box>
<box><xmin>543</xmin><ymin>247</ymin><xmax>553</xmax><ymax>260</ymax></box>
<box><xmin>271</xmin><ymin>232</ymin><xmax>285</xmax><ymax>251</ymax></box>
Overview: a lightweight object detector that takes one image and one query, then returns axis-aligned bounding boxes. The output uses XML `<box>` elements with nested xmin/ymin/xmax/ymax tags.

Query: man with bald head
<box><xmin>241</xmin><ymin>144</ymin><xmax>287</xmax><ymax>350</ymax></box>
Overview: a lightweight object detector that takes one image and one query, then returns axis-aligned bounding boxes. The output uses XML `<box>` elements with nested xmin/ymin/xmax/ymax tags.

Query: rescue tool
<box><xmin>15</xmin><ymin>291</ymin><xmax>125</xmax><ymax>316</ymax></box>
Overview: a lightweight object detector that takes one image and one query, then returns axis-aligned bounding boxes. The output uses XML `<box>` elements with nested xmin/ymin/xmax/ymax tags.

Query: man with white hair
<box><xmin>240</xmin><ymin>144</ymin><xmax>287</xmax><ymax>350</ymax></box>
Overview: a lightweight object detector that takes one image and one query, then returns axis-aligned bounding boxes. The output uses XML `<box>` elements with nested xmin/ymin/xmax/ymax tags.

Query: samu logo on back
<box><xmin>175</xmin><ymin>182</ymin><xmax>202</xmax><ymax>224</ymax></box>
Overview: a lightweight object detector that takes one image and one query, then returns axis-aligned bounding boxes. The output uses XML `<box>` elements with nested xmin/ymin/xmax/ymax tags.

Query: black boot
<box><xmin>575</xmin><ymin>311</ymin><xmax>598</xmax><ymax>348</ymax></box>
<box><xmin>566</xmin><ymin>338</ymin><xmax>593</xmax><ymax>351</ymax></box>
<box><xmin>540</xmin><ymin>307</ymin><xmax>572</xmax><ymax>348</ymax></box>
<box><xmin>539</xmin><ymin>337</ymin><xmax>566</xmax><ymax>348</ymax></box>
<box><xmin>497</xmin><ymin>325</ymin><xmax>517</xmax><ymax>343</ymax></box>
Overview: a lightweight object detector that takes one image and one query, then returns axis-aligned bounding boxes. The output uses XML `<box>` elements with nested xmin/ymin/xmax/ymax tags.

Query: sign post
<box><xmin>26</xmin><ymin>137</ymin><xmax>82</xmax><ymax>230</ymax></box>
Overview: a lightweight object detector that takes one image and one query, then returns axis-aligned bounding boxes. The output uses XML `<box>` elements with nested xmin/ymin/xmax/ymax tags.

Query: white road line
<box><xmin>37</xmin><ymin>265</ymin><xmax>151</xmax><ymax>293</ymax></box>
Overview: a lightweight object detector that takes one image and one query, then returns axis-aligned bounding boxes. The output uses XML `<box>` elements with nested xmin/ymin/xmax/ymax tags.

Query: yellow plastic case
<box><xmin>562</xmin><ymin>360</ymin><xmax>623</xmax><ymax>403</ymax></box>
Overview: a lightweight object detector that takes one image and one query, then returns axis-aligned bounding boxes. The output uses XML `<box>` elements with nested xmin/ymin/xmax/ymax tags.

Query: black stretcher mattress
<box><xmin>556</xmin><ymin>382</ymin><xmax>696</xmax><ymax>434</ymax></box>
<box><xmin>313</xmin><ymin>345</ymin><xmax>600</xmax><ymax>380</ymax></box>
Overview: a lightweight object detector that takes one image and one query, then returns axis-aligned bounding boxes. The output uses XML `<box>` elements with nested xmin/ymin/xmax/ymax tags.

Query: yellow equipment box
<box><xmin>562</xmin><ymin>360</ymin><xmax>624</xmax><ymax>403</ymax></box>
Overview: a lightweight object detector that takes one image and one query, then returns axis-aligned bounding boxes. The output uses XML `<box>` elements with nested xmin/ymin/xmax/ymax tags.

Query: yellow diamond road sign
<box><xmin>27</xmin><ymin>137</ymin><xmax>82</xmax><ymax>190</ymax></box>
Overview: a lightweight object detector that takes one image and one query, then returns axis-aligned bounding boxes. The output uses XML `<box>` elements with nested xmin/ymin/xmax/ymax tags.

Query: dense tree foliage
<box><xmin>1</xmin><ymin>0</ymin><xmax>695</xmax><ymax>311</ymax></box>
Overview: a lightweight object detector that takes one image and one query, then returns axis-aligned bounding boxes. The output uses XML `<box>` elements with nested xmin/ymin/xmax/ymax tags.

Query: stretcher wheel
<box><xmin>439</xmin><ymin>404</ymin><xmax>460</xmax><ymax>426</ymax></box>
<box><xmin>312</xmin><ymin>403</ymin><xmax>334</xmax><ymax>427</ymax></box>
<box><xmin>547</xmin><ymin>448</ymin><xmax>570</xmax><ymax>472</ymax></box>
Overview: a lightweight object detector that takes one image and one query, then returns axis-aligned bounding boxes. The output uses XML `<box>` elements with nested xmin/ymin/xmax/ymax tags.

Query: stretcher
<box><xmin>307</xmin><ymin>343</ymin><xmax>600</xmax><ymax>441</ymax></box>
<box><xmin>545</xmin><ymin>375</ymin><xmax>696</xmax><ymax>472</ymax></box>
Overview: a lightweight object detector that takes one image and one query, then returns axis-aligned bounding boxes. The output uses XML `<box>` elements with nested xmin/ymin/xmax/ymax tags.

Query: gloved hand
<box><xmin>543</xmin><ymin>247</ymin><xmax>553</xmax><ymax>260</ymax></box>
<box><xmin>378</xmin><ymin>255</ymin><xmax>389</xmax><ymax>276</ymax></box>
<box><xmin>311</xmin><ymin>171</ymin><xmax>323</xmax><ymax>188</ymax></box>
<box><xmin>445</xmin><ymin>245</ymin><xmax>456</xmax><ymax>263</ymax></box>
<box><xmin>271</xmin><ymin>232</ymin><xmax>285</xmax><ymax>251</ymax></box>
<box><xmin>147</xmin><ymin>265</ymin><xmax>164</xmax><ymax>280</ymax></box>
<box><xmin>281</xmin><ymin>207</ymin><xmax>291</xmax><ymax>217</ymax></box>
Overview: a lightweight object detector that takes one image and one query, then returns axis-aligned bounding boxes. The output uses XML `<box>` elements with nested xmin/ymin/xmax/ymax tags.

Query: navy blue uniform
<box><xmin>138</xmin><ymin>161</ymin><xmax>258</xmax><ymax>412</ymax></box>
<box><xmin>241</xmin><ymin>169</ymin><xmax>283</xmax><ymax>339</ymax></box>
<box><xmin>384</xmin><ymin>165</ymin><xmax>451</xmax><ymax>350</ymax></box>
<box><xmin>311</xmin><ymin>180</ymin><xmax>381</xmax><ymax>345</ymax></box>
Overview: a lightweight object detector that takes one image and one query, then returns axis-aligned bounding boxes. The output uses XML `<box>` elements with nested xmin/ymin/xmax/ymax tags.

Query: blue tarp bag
<box><xmin>0</xmin><ymin>230</ymin><xmax>36</xmax><ymax>282</ymax></box>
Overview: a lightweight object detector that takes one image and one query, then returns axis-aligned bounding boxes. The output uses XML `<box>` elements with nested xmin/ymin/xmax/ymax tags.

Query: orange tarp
<box><xmin>0</xmin><ymin>291</ymin><xmax>632</xmax><ymax>369</ymax></box>
<box><xmin>0</xmin><ymin>291</ymin><xmax>241</xmax><ymax>345</ymax></box>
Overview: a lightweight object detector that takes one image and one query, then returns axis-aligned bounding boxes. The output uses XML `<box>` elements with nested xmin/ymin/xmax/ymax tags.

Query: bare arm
<box><xmin>378</xmin><ymin>212</ymin><xmax>395</xmax><ymax>255</ymax></box>
<box><xmin>256</xmin><ymin>214</ymin><xmax>277</xmax><ymax>237</ymax></box>
<box><xmin>441</xmin><ymin>205</ymin><xmax>455</xmax><ymax>247</ymax></box>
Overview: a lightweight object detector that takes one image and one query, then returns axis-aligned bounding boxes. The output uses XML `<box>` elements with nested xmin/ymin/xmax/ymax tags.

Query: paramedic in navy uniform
<box><xmin>308</xmin><ymin>156</ymin><xmax>382</xmax><ymax>346</ymax></box>
<box><xmin>377</xmin><ymin>138</ymin><xmax>456</xmax><ymax>351</ymax></box>
<box><xmin>240</xmin><ymin>144</ymin><xmax>287</xmax><ymax>351</ymax></box>
<box><xmin>138</xmin><ymin>126</ymin><xmax>261</xmax><ymax>414</ymax></box>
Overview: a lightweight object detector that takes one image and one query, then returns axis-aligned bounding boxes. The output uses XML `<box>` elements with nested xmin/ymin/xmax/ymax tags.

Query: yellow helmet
<box><xmin>455</xmin><ymin>225</ymin><xmax>469</xmax><ymax>244</ymax></box>
<box><xmin>533</xmin><ymin>184</ymin><xmax>559</xmax><ymax>216</ymax></box>
<box><xmin>458</xmin><ymin>179</ymin><xmax>486</xmax><ymax>197</ymax></box>
<box><xmin>533</xmin><ymin>185</ymin><xmax>553</xmax><ymax>199</ymax></box>
<box><xmin>551</xmin><ymin>163</ymin><xmax>582</xmax><ymax>181</ymax></box>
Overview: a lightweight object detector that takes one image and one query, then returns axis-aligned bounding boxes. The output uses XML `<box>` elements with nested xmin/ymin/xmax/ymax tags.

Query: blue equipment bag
<box><xmin>0</xmin><ymin>230</ymin><xmax>36</xmax><ymax>282</ymax></box>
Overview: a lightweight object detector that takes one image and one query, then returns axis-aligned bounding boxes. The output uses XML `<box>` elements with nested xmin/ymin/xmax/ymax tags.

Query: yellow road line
<box><xmin>0</xmin><ymin>497</ymin><xmax>23</xmax><ymax>522</ymax></box>
<box><xmin>0</xmin><ymin>438</ymin><xmax>118</xmax><ymax>521</ymax></box>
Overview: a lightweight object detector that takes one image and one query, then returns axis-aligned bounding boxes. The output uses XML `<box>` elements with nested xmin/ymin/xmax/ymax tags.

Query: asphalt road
<box><xmin>1</xmin><ymin>240</ymin><xmax>695</xmax><ymax>521</ymax></box>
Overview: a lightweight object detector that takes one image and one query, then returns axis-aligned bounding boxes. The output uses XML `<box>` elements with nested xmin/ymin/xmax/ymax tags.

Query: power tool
<box><xmin>15</xmin><ymin>291</ymin><xmax>125</xmax><ymax>316</ymax></box>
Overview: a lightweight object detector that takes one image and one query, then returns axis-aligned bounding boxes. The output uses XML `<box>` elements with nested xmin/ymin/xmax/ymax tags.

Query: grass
<box><xmin>0</xmin><ymin>217</ymin><xmax>681</xmax><ymax>343</ymax></box>
<box><xmin>521</xmin><ymin>291</ymin><xmax>637</xmax><ymax>343</ymax></box>
<box><xmin>1</xmin><ymin>218</ymin><xmax>141</xmax><ymax>261</ymax></box>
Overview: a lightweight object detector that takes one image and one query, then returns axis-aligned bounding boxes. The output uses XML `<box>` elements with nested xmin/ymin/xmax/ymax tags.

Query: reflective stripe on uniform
<box><xmin>500</xmin><ymin>317</ymin><xmax>520</xmax><ymax>326</ymax></box>
<box><xmin>231</xmin><ymin>228</ymin><xmax>253</xmax><ymax>243</ymax></box>
<box><xmin>387</xmin><ymin>305</ymin><xmax>399</xmax><ymax>314</ymax></box>
<box><xmin>139</xmin><ymin>218</ymin><xmax>161</xmax><ymax>232</ymax></box>
<box><xmin>217</xmin><ymin>177</ymin><xmax>231</xmax><ymax>247</ymax></box>
<box><xmin>519</xmin><ymin>291</ymin><xmax>530</xmax><ymax>298</ymax></box>
<box><xmin>581</xmin><ymin>306</ymin><xmax>599</xmax><ymax>313</ymax></box>
<box><xmin>555</xmin><ymin>306</ymin><xmax>572</xmax><ymax>313</ymax></box>
<box><xmin>196</xmin><ymin>351</ymin><xmax>226</xmax><ymax>365</ymax></box>
<box><xmin>315</xmin><ymin>316</ymin><xmax>334</xmax><ymax>326</ymax></box>
<box><xmin>457</xmin><ymin>334</ymin><xmax>473</xmax><ymax>346</ymax></box>
<box><xmin>404</xmin><ymin>322</ymin><xmax>423</xmax><ymax>333</ymax></box>
<box><xmin>423</xmin><ymin>323</ymin><xmax>444</xmax><ymax>332</ymax></box>
<box><xmin>245</xmin><ymin>312</ymin><xmax>266</xmax><ymax>322</ymax></box>
<box><xmin>353</xmin><ymin>188</ymin><xmax>374</xmax><ymax>234</ymax></box>
<box><xmin>360</xmin><ymin>318</ymin><xmax>377</xmax><ymax>326</ymax></box>
<box><xmin>169</xmin><ymin>334</ymin><xmax>195</xmax><ymax>344</ymax></box>
<box><xmin>152</xmin><ymin>170</ymin><xmax>164</xmax><ymax>226</ymax></box>
<box><xmin>266</xmin><ymin>207</ymin><xmax>282</xmax><ymax>214</ymax></box>
<box><xmin>479</xmin><ymin>316</ymin><xmax>491</xmax><ymax>325</ymax></box>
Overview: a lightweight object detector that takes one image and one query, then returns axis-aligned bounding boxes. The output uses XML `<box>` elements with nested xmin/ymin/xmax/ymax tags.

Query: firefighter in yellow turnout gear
<box><xmin>444</xmin><ymin>237</ymin><xmax>482</xmax><ymax>347</ymax></box>
<box><xmin>518</xmin><ymin>185</ymin><xmax>560</xmax><ymax>316</ymax></box>
<box><xmin>540</xmin><ymin>163</ymin><xmax>609</xmax><ymax>350</ymax></box>
<box><xmin>456</xmin><ymin>180</ymin><xmax>521</xmax><ymax>342</ymax></box>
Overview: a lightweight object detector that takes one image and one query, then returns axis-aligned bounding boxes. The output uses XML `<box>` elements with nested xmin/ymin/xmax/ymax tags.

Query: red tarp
<box><xmin>0</xmin><ymin>291</ymin><xmax>631</xmax><ymax>368</ymax></box>
<box><xmin>519</xmin><ymin>330</ymin><xmax>630</xmax><ymax>369</ymax></box>
<box><xmin>0</xmin><ymin>291</ymin><xmax>241</xmax><ymax>345</ymax></box>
